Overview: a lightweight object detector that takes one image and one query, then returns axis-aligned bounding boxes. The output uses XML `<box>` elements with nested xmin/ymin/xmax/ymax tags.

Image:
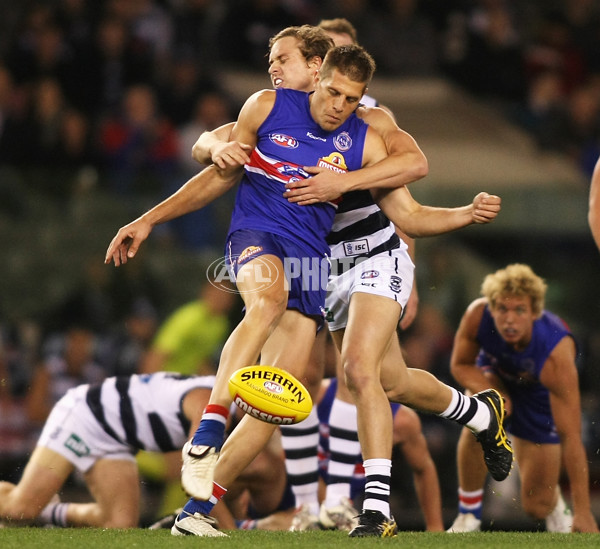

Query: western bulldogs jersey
<box><xmin>84</xmin><ymin>372</ymin><xmax>215</xmax><ymax>453</ymax></box>
<box><xmin>476</xmin><ymin>307</ymin><xmax>574</xmax><ymax>443</ymax></box>
<box><xmin>227</xmin><ymin>88</ymin><xmax>368</xmax><ymax>256</ymax></box>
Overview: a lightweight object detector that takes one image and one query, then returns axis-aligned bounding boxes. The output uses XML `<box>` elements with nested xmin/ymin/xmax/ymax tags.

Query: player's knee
<box><xmin>4</xmin><ymin>499</ymin><xmax>39</xmax><ymax>521</ymax></box>
<box><xmin>341</xmin><ymin>354</ymin><xmax>371</xmax><ymax>395</ymax></box>
<box><xmin>521</xmin><ymin>493</ymin><xmax>554</xmax><ymax>520</ymax></box>
<box><xmin>101</xmin><ymin>509</ymin><xmax>138</xmax><ymax>528</ymax></box>
<box><xmin>244</xmin><ymin>293</ymin><xmax>287</xmax><ymax>328</ymax></box>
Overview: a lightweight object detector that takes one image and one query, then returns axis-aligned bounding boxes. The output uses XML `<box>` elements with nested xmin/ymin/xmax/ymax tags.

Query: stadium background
<box><xmin>1</xmin><ymin>0</ymin><xmax>599</xmax><ymax>530</ymax></box>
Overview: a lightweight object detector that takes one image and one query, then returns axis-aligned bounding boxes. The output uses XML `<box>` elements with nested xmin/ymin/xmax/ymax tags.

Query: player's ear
<box><xmin>308</xmin><ymin>55</ymin><xmax>323</xmax><ymax>70</ymax></box>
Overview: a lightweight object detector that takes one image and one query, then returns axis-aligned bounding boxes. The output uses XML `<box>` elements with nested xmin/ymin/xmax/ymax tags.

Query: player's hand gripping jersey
<box><xmin>227</xmin><ymin>88</ymin><xmax>368</xmax><ymax>257</ymax></box>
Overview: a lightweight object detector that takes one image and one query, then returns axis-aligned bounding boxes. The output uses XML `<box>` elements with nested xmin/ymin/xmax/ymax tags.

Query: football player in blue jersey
<box><xmin>106</xmin><ymin>28</ymin><xmax>506</xmax><ymax>538</ymax></box>
<box><xmin>107</xmin><ymin>42</ymin><xmax>391</xmax><ymax>538</ymax></box>
<box><xmin>447</xmin><ymin>264</ymin><xmax>598</xmax><ymax>533</ymax></box>
<box><xmin>192</xmin><ymin>25</ymin><xmax>506</xmax><ymax>537</ymax></box>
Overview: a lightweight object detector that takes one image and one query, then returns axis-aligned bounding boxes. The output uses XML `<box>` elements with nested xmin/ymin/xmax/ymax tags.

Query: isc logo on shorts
<box><xmin>344</xmin><ymin>239</ymin><xmax>369</xmax><ymax>256</ymax></box>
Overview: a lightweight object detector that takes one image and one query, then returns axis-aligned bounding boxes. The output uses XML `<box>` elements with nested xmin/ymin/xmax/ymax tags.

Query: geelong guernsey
<box><xmin>227</xmin><ymin>88</ymin><xmax>368</xmax><ymax>256</ymax></box>
<box><xmin>327</xmin><ymin>94</ymin><xmax>403</xmax><ymax>266</ymax></box>
<box><xmin>84</xmin><ymin>372</ymin><xmax>215</xmax><ymax>453</ymax></box>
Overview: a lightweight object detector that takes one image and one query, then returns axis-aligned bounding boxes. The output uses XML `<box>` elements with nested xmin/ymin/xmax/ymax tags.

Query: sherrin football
<box><xmin>228</xmin><ymin>365</ymin><xmax>312</xmax><ymax>425</ymax></box>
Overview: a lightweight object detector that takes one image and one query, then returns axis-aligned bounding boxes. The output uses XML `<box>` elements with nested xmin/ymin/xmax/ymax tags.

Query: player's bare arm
<box><xmin>588</xmin><ymin>156</ymin><xmax>600</xmax><ymax>251</ymax></box>
<box><xmin>192</xmin><ymin>121</ymin><xmax>253</xmax><ymax>169</ymax></box>
<box><xmin>284</xmin><ymin>106</ymin><xmax>427</xmax><ymax>204</ymax></box>
<box><xmin>105</xmin><ymin>90</ymin><xmax>275</xmax><ymax>268</ymax></box>
<box><xmin>450</xmin><ymin>299</ymin><xmax>501</xmax><ymax>394</ymax></box>
<box><xmin>104</xmin><ymin>164</ymin><xmax>240</xmax><ymax>267</ymax></box>
<box><xmin>372</xmin><ymin>186</ymin><xmax>501</xmax><ymax>238</ymax></box>
<box><xmin>541</xmin><ymin>339</ymin><xmax>600</xmax><ymax>533</ymax></box>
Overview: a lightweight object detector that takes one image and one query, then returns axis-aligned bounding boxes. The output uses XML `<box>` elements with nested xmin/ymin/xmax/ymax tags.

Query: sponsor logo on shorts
<box><xmin>389</xmin><ymin>275</ymin><xmax>402</xmax><ymax>294</ymax></box>
<box><xmin>324</xmin><ymin>307</ymin><xmax>334</xmax><ymax>322</ymax></box>
<box><xmin>64</xmin><ymin>433</ymin><xmax>90</xmax><ymax>457</ymax></box>
<box><xmin>334</xmin><ymin>131</ymin><xmax>352</xmax><ymax>152</ymax></box>
<box><xmin>360</xmin><ymin>282</ymin><xmax>377</xmax><ymax>288</ymax></box>
<box><xmin>344</xmin><ymin>239</ymin><xmax>369</xmax><ymax>256</ymax></box>
<box><xmin>361</xmin><ymin>270</ymin><xmax>379</xmax><ymax>279</ymax></box>
<box><xmin>238</xmin><ymin>246</ymin><xmax>263</xmax><ymax>264</ymax></box>
<box><xmin>269</xmin><ymin>133</ymin><xmax>298</xmax><ymax>148</ymax></box>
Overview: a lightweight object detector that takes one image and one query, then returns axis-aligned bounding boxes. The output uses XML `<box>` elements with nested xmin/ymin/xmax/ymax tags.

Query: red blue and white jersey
<box><xmin>476</xmin><ymin>307</ymin><xmax>575</xmax><ymax>443</ymax></box>
<box><xmin>227</xmin><ymin>88</ymin><xmax>368</xmax><ymax>256</ymax></box>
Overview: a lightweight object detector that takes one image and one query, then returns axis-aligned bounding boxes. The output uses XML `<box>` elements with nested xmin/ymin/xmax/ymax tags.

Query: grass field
<box><xmin>0</xmin><ymin>528</ymin><xmax>597</xmax><ymax>549</ymax></box>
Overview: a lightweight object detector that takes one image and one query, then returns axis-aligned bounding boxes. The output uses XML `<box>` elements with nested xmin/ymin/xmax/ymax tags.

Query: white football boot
<box><xmin>289</xmin><ymin>504</ymin><xmax>321</xmax><ymax>531</ymax></box>
<box><xmin>171</xmin><ymin>511</ymin><xmax>227</xmax><ymax>537</ymax></box>
<box><xmin>545</xmin><ymin>492</ymin><xmax>573</xmax><ymax>533</ymax></box>
<box><xmin>447</xmin><ymin>512</ymin><xmax>482</xmax><ymax>532</ymax></box>
<box><xmin>319</xmin><ymin>497</ymin><xmax>358</xmax><ymax>531</ymax></box>
<box><xmin>180</xmin><ymin>439</ymin><xmax>219</xmax><ymax>500</ymax></box>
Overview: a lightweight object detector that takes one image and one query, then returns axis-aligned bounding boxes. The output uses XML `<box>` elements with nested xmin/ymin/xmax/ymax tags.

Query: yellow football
<box><xmin>228</xmin><ymin>365</ymin><xmax>312</xmax><ymax>425</ymax></box>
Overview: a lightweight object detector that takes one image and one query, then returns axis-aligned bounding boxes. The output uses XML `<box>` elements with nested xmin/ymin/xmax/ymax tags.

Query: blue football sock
<box><xmin>191</xmin><ymin>419</ymin><xmax>226</xmax><ymax>449</ymax></box>
<box><xmin>182</xmin><ymin>497</ymin><xmax>215</xmax><ymax>517</ymax></box>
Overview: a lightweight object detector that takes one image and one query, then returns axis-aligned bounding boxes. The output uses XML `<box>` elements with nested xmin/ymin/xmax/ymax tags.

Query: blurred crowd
<box><xmin>2</xmin><ymin>0</ymin><xmax>600</xmax><ymax>522</ymax></box>
<box><xmin>0</xmin><ymin>0</ymin><xmax>599</xmax><ymax>204</ymax></box>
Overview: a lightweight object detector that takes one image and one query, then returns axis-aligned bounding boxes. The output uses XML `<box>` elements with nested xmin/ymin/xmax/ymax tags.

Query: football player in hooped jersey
<box><xmin>447</xmin><ymin>264</ymin><xmax>598</xmax><ymax>534</ymax></box>
<box><xmin>193</xmin><ymin>25</ymin><xmax>507</xmax><ymax>537</ymax></box>
<box><xmin>0</xmin><ymin>373</ymin><xmax>215</xmax><ymax>528</ymax></box>
<box><xmin>106</xmin><ymin>44</ymin><xmax>390</xmax><ymax>537</ymax></box>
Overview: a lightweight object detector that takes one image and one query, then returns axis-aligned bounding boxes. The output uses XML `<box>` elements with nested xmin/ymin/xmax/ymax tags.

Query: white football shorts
<box><xmin>37</xmin><ymin>385</ymin><xmax>136</xmax><ymax>473</ymax></box>
<box><xmin>325</xmin><ymin>248</ymin><xmax>414</xmax><ymax>332</ymax></box>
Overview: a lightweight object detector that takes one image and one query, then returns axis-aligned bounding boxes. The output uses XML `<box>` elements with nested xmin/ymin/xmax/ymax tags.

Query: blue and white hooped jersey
<box><xmin>227</xmin><ymin>88</ymin><xmax>368</xmax><ymax>256</ymax></box>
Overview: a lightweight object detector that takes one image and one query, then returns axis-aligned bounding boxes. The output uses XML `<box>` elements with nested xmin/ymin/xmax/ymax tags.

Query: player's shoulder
<box><xmin>462</xmin><ymin>298</ymin><xmax>488</xmax><ymax>327</ymax></box>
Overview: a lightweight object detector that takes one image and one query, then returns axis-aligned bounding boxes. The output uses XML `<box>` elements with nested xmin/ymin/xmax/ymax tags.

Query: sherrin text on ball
<box><xmin>228</xmin><ymin>365</ymin><xmax>312</xmax><ymax>424</ymax></box>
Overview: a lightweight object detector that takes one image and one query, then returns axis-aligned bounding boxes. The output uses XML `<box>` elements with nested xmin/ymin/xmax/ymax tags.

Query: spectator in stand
<box><xmin>25</xmin><ymin>319</ymin><xmax>106</xmax><ymax>426</ymax></box>
<box><xmin>170</xmin><ymin>90</ymin><xmax>237</xmax><ymax>251</ymax></box>
<box><xmin>157</xmin><ymin>55</ymin><xmax>220</xmax><ymax>129</ymax></box>
<box><xmin>217</xmin><ymin>0</ymin><xmax>300</xmax><ymax>69</ymax></box>
<box><xmin>98</xmin><ymin>84</ymin><xmax>179</xmax><ymax>197</ymax></box>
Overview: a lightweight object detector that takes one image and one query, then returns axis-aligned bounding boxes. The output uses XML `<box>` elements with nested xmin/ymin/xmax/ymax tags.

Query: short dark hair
<box><xmin>318</xmin><ymin>18</ymin><xmax>358</xmax><ymax>44</ymax></box>
<box><xmin>269</xmin><ymin>25</ymin><xmax>334</xmax><ymax>64</ymax></box>
<box><xmin>320</xmin><ymin>44</ymin><xmax>376</xmax><ymax>86</ymax></box>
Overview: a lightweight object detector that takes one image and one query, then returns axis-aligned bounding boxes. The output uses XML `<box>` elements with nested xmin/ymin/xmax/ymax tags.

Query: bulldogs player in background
<box><xmin>193</xmin><ymin>25</ymin><xmax>508</xmax><ymax>538</ymax></box>
<box><xmin>447</xmin><ymin>264</ymin><xmax>598</xmax><ymax>533</ymax></box>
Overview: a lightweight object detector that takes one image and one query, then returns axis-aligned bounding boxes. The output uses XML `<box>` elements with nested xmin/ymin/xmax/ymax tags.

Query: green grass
<box><xmin>0</xmin><ymin>528</ymin><xmax>597</xmax><ymax>549</ymax></box>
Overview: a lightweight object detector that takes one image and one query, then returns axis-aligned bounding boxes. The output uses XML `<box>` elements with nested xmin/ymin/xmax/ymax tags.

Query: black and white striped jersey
<box><xmin>327</xmin><ymin>189</ymin><xmax>401</xmax><ymax>270</ymax></box>
<box><xmin>84</xmin><ymin>372</ymin><xmax>215</xmax><ymax>453</ymax></box>
<box><xmin>326</xmin><ymin>93</ymin><xmax>406</xmax><ymax>270</ymax></box>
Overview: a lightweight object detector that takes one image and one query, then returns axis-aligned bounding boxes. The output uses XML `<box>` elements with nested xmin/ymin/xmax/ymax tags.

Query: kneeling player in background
<box><xmin>0</xmin><ymin>372</ymin><xmax>285</xmax><ymax>529</ymax></box>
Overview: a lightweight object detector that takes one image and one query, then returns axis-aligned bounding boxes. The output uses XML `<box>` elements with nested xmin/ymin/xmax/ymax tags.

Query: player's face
<box><xmin>268</xmin><ymin>37</ymin><xmax>317</xmax><ymax>93</ymax></box>
<box><xmin>310</xmin><ymin>68</ymin><xmax>365</xmax><ymax>132</ymax></box>
<box><xmin>489</xmin><ymin>294</ymin><xmax>535</xmax><ymax>350</ymax></box>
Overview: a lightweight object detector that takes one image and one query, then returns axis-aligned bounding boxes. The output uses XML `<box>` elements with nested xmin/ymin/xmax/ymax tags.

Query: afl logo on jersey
<box><xmin>270</xmin><ymin>133</ymin><xmax>299</xmax><ymax>148</ymax></box>
<box><xmin>334</xmin><ymin>132</ymin><xmax>352</xmax><ymax>152</ymax></box>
